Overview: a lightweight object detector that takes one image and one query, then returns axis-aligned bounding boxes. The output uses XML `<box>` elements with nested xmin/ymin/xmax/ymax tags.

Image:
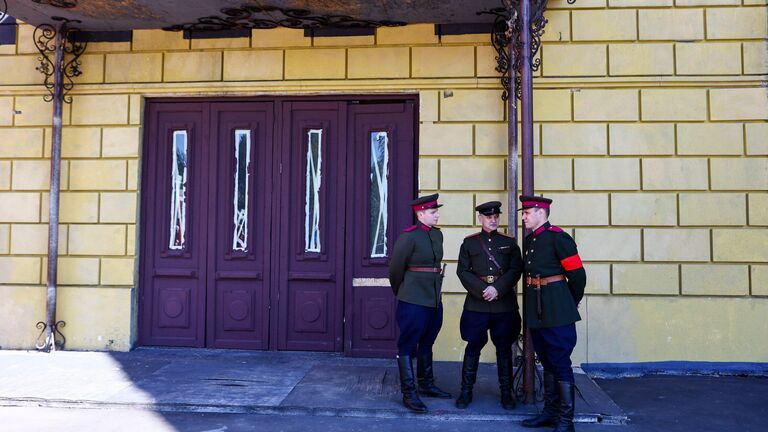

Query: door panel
<box><xmin>140</xmin><ymin>103</ymin><xmax>209</xmax><ymax>347</ymax></box>
<box><xmin>345</xmin><ymin>102</ymin><xmax>417</xmax><ymax>357</ymax></box>
<box><xmin>276</xmin><ymin>101</ymin><xmax>347</xmax><ymax>352</ymax></box>
<box><xmin>206</xmin><ymin>103</ymin><xmax>274</xmax><ymax>349</ymax></box>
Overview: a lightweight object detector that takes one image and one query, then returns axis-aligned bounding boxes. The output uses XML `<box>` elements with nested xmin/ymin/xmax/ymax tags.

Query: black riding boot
<box><xmin>454</xmin><ymin>354</ymin><xmax>480</xmax><ymax>409</ymax></box>
<box><xmin>497</xmin><ymin>355</ymin><xmax>516</xmax><ymax>410</ymax></box>
<box><xmin>552</xmin><ymin>381</ymin><xmax>575</xmax><ymax>432</ymax></box>
<box><xmin>417</xmin><ymin>353</ymin><xmax>452</xmax><ymax>398</ymax></box>
<box><xmin>397</xmin><ymin>355</ymin><xmax>427</xmax><ymax>413</ymax></box>
<box><xmin>521</xmin><ymin>371</ymin><xmax>559</xmax><ymax>428</ymax></box>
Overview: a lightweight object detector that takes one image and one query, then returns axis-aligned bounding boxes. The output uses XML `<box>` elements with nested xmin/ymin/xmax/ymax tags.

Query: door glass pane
<box><xmin>370</xmin><ymin>131</ymin><xmax>389</xmax><ymax>258</ymax></box>
<box><xmin>305</xmin><ymin>129</ymin><xmax>323</xmax><ymax>253</ymax></box>
<box><xmin>169</xmin><ymin>130</ymin><xmax>188</xmax><ymax>250</ymax></box>
<box><xmin>232</xmin><ymin>130</ymin><xmax>251</xmax><ymax>252</ymax></box>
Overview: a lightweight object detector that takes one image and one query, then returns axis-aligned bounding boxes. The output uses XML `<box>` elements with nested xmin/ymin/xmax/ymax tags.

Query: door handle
<box><xmin>288</xmin><ymin>272</ymin><xmax>335</xmax><ymax>281</ymax></box>
<box><xmin>153</xmin><ymin>269</ymin><xmax>198</xmax><ymax>278</ymax></box>
<box><xmin>216</xmin><ymin>271</ymin><xmax>263</xmax><ymax>280</ymax></box>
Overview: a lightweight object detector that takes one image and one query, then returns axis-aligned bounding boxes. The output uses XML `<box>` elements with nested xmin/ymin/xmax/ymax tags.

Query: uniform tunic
<box><xmin>389</xmin><ymin>222</ymin><xmax>444</xmax><ymax>308</ymax></box>
<box><xmin>522</xmin><ymin>222</ymin><xmax>586</xmax><ymax>329</ymax></box>
<box><xmin>389</xmin><ymin>221</ymin><xmax>445</xmax><ymax>356</ymax></box>
<box><xmin>457</xmin><ymin>230</ymin><xmax>523</xmax><ymax>313</ymax></box>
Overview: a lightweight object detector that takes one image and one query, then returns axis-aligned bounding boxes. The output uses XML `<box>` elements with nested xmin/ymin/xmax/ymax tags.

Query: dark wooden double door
<box><xmin>139</xmin><ymin>98</ymin><xmax>416</xmax><ymax>357</ymax></box>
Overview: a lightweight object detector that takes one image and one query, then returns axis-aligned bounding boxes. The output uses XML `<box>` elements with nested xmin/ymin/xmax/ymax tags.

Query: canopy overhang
<box><xmin>5</xmin><ymin>0</ymin><xmax>502</xmax><ymax>31</ymax></box>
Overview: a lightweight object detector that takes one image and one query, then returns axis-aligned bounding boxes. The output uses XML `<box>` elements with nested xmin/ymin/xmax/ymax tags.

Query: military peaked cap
<box><xmin>475</xmin><ymin>201</ymin><xmax>503</xmax><ymax>216</ymax></box>
<box><xmin>410</xmin><ymin>193</ymin><xmax>442</xmax><ymax>211</ymax></box>
<box><xmin>519</xmin><ymin>195</ymin><xmax>553</xmax><ymax>210</ymax></box>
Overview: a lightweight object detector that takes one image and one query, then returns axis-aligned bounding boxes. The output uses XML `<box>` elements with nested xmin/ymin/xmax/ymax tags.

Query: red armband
<box><xmin>560</xmin><ymin>254</ymin><xmax>583</xmax><ymax>271</ymax></box>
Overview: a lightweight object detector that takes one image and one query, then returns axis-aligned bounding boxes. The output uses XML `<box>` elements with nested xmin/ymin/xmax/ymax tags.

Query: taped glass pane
<box><xmin>370</xmin><ymin>132</ymin><xmax>389</xmax><ymax>258</ymax></box>
<box><xmin>232</xmin><ymin>130</ymin><xmax>251</xmax><ymax>252</ymax></box>
<box><xmin>169</xmin><ymin>130</ymin><xmax>188</xmax><ymax>250</ymax></box>
<box><xmin>304</xmin><ymin>129</ymin><xmax>322</xmax><ymax>253</ymax></box>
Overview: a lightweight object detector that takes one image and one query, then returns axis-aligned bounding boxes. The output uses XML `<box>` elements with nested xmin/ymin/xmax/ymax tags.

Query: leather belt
<box><xmin>479</xmin><ymin>275</ymin><xmax>500</xmax><ymax>284</ymax></box>
<box><xmin>408</xmin><ymin>267</ymin><xmax>442</xmax><ymax>273</ymax></box>
<box><xmin>525</xmin><ymin>274</ymin><xmax>566</xmax><ymax>286</ymax></box>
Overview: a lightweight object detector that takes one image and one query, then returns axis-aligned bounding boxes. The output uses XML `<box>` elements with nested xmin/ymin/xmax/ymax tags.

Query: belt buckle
<box><xmin>486</xmin><ymin>275</ymin><xmax>496</xmax><ymax>284</ymax></box>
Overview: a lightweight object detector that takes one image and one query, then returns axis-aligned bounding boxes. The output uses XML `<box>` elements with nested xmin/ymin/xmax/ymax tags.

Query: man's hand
<box><xmin>482</xmin><ymin>286</ymin><xmax>499</xmax><ymax>302</ymax></box>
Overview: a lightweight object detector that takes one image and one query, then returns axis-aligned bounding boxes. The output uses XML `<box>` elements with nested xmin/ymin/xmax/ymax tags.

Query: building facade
<box><xmin>0</xmin><ymin>0</ymin><xmax>766</xmax><ymax>365</ymax></box>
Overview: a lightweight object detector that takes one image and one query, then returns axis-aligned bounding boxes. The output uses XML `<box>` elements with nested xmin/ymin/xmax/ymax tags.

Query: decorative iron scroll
<box><xmin>165</xmin><ymin>5</ymin><xmax>407</xmax><ymax>32</ymax></box>
<box><xmin>34</xmin><ymin>17</ymin><xmax>86</xmax><ymax>103</ymax></box>
<box><xmin>478</xmin><ymin>1</ymin><xmax>521</xmax><ymax>101</ymax></box>
<box><xmin>35</xmin><ymin>320</ymin><xmax>66</xmax><ymax>352</ymax></box>
<box><xmin>479</xmin><ymin>0</ymin><xmax>575</xmax><ymax>100</ymax></box>
<box><xmin>1</xmin><ymin>0</ymin><xmax>7</xmax><ymax>23</ymax></box>
<box><xmin>32</xmin><ymin>0</ymin><xmax>78</xmax><ymax>8</ymax></box>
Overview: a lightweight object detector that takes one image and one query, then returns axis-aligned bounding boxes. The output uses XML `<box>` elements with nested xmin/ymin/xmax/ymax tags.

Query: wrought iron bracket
<box><xmin>35</xmin><ymin>320</ymin><xmax>66</xmax><ymax>352</ymax></box>
<box><xmin>165</xmin><ymin>4</ymin><xmax>406</xmax><ymax>33</ymax></box>
<box><xmin>479</xmin><ymin>0</ymin><xmax>575</xmax><ymax>101</ymax></box>
<box><xmin>34</xmin><ymin>16</ymin><xmax>86</xmax><ymax>103</ymax></box>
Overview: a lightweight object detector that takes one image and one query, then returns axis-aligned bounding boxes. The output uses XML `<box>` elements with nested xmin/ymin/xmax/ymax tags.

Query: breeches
<box><xmin>396</xmin><ymin>300</ymin><xmax>443</xmax><ymax>357</ymax></box>
<box><xmin>460</xmin><ymin>310</ymin><xmax>521</xmax><ymax>358</ymax></box>
<box><xmin>531</xmin><ymin>323</ymin><xmax>577</xmax><ymax>383</ymax></box>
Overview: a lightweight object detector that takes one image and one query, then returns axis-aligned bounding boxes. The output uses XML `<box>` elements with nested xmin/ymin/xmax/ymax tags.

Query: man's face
<box><xmin>521</xmin><ymin>207</ymin><xmax>547</xmax><ymax>230</ymax></box>
<box><xmin>417</xmin><ymin>208</ymin><xmax>440</xmax><ymax>227</ymax></box>
<box><xmin>479</xmin><ymin>213</ymin><xmax>500</xmax><ymax>232</ymax></box>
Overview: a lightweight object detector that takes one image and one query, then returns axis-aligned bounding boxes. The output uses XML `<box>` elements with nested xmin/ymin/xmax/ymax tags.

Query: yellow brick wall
<box><xmin>0</xmin><ymin>2</ymin><xmax>766</xmax><ymax>362</ymax></box>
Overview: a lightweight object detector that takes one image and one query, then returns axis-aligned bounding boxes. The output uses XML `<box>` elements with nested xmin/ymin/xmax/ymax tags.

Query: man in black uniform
<box><xmin>455</xmin><ymin>201</ymin><xmax>523</xmax><ymax>410</ymax></box>
<box><xmin>389</xmin><ymin>193</ymin><xmax>451</xmax><ymax>413</ymax></box>
<box><xmin>518</xmin><ymin>196</ymin><xmax>586</xmax><ymax>432</ymax></box>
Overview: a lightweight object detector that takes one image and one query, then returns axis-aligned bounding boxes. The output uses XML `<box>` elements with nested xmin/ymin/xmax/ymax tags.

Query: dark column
<box><xmin>519</xmin><ymin>0</ymin><xmax>536</xmax><ymax>404</ymax></box>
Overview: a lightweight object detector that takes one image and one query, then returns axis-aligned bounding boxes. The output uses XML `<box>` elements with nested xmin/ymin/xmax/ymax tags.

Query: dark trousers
<box><xmin>531</xmin><ymin>323</ymin><xmax>577</xmax><ymax>383</ymax></box>
<box><xmin>396</xmin><ymin>300</ymin><xmax>443</xmax><ymax>357</ymax></box>
<box><xmin>460</xmin><ymin>310</ymin><xmax>521</xmax><ymax>357</ymax></box>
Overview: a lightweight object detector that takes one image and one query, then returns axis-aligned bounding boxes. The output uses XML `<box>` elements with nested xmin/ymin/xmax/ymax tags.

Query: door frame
<box><xmin>137</xmin><ymin>94</ymin><xmax>420</xmax><ymax>355</ymax></box>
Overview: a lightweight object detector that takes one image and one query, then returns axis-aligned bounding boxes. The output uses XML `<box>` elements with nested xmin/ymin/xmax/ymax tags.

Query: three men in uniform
<box><xmin>389</xmin><ymin>194</ymin><xmax>586</xmax><ymax>431</ymax></box>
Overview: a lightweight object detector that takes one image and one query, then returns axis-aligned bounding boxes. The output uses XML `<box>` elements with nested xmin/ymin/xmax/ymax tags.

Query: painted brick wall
<box><xmin>0</xmin><ymin>0</ymin><xmax>766</xmax><ymax>362</ymax></box>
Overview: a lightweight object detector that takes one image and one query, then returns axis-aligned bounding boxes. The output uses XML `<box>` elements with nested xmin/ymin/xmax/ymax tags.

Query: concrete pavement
<box><xmin>0</xmin><ymin>347</ymin><xmax>625</xmax><ymax>424</ymax></box>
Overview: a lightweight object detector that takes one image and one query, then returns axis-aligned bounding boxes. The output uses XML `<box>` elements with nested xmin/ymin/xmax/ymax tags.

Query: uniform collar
<box><xmin>481</xmin><ymin>229</ymin><xmax>498</xmax><ymax>238</ymax></box>
<box><xmin>532</xmin><ymin>221</ymin><xmax>551</xmax><ymax>237</ymax></box>
<box><xmin>417</xmin><ymin>221</ymin><xmax>432</xmax><ymax>232</ymax></box>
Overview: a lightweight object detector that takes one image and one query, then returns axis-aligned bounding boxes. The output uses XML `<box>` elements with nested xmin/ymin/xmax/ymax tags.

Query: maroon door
<box><xmin>139</xmin><ymin>97</ymin><xmax>417</xmax><ymax>355</ymax></box>
<box><xmin>139</xmin><ymin>102</ymin><xmax>210</xmax><ymax>347</ymax></box>
<box><xmin>273</xmin><ymin>101</ymin><xmax>347</xmax><ymax>351</ymax></box>
<box><xmin>206</xmin><ymin>103</ymin><xmax>274</xmax><ymax>349</ymax></box>
<box><xmin>344</xmin><ymin>101</ymin><xmax>417</xmax><ymax>357</ymax></box>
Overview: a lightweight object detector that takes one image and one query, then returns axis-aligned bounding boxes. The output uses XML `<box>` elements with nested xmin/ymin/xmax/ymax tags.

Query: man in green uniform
<box><xmin>389</xmin><ymin>193</ymin><xmax>451</xmax><ymax>413</ymax></box>
<box><xmin>455</xmin><ymin>201</ymin><xmax>524</xmax><ymax>410</ymax></box>
<box><xmin>519</xmin><ymin>196</ymin><xmax>586</xmax><ymax>432</ymax></box>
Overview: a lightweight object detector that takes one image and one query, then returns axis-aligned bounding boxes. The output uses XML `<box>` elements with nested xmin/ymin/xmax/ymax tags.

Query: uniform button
<box><xmin>527</xmin><ymin>261</ymin><xmax>531</xmax><ymax>264</ymax></box>
<box><xmin>530</xmin><ymin>249</ymin><xmax>534</xmax><ymax>253</ymax></box>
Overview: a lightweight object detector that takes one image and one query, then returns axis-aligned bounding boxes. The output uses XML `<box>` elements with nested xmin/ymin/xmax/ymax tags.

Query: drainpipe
<box><xmin>33</xmin><ymin>17</ymin><xmax>85</xmax><ymax>352</ymax></box>
<box><xmin>519</xmin><ymin>0</ymin><xmax>536</xmax><ymax>404</ymax></box>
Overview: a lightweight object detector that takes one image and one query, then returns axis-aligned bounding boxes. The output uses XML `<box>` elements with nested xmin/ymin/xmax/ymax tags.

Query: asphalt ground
<box><xmin>1</xmin><ymin>349</ymin><xmax>765</xmax><ymax>431</ymax></box>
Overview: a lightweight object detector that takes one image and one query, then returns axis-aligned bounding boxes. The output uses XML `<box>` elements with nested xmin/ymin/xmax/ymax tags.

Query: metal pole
<box><xmin>507</xmin><ymin>35</ymin><xmax>518</xmax><ymax>237</ymax></box>
<box><xmin>44</xmin><ymin>21</ymin><xmax>66</xmax><ymax>352</ymax></box>
<box><xmin>520</xmin><ymin>0</ymin><xmax>536</xmax><ymax>405</ymax></box>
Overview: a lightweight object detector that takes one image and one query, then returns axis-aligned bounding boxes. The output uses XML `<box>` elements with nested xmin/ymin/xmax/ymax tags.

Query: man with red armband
<box><xmin>518</xmin><ymin>195</ymin><xmax>586</xmax><ymax>432</ymax></box>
